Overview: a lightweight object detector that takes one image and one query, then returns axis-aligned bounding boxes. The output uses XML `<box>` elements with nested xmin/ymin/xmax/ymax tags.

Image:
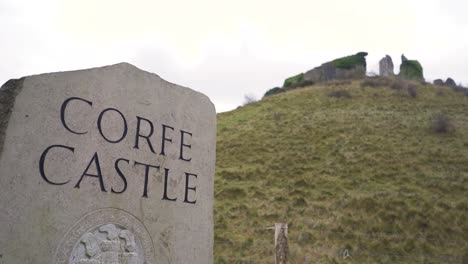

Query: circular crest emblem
<box><xmin>54</xmin><ymin>208</ymin><xmax>154</xmax><ymax>264</ymax></box>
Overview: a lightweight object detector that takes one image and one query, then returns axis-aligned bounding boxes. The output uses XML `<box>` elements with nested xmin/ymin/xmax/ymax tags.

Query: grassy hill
<box><xmin>214</xmin><ymin>79</ymin><xmax>468</xmax><ymax>263</ymax></box>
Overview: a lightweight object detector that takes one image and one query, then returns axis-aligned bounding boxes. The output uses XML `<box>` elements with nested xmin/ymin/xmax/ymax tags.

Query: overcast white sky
<box><xmin>1</xmin><ymin>0</ymin><xmax>467</xmax><ymax>112</ymax></box>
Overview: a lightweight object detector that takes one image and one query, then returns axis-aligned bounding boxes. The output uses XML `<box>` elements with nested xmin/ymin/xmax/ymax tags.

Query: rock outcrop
<box><xmin>399</xmin><ymin>54</ymin><xmax>424</xmax><ymax>80</ymax></box>
<box><xmin>433</xmin><ymin>78</ymin><xmax>457</xmax><ymax>87</ymax></box>
<box><xmin>379</xmin><ymin>55</ymin><xmax>394</xmax><ymax>77</ymax></box>
<box><xmin>304</xmin><ymin>52</ymin><xmax>368</xmax><ymax>82</ymax></box>
<box><xmin>445</xmin><ymin>78</ymin><xmax>457</xmax><ymax>87</ymax></box>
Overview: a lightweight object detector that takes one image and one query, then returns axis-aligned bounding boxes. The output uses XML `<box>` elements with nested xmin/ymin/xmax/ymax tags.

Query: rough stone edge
<box><xmin>0</xmin><ymin>77</ymin><xmax>25</xmax><ymax>161</ymax></box>
<box><xmin>1</xmin><ymin>63</ymin><xmax>216</xmax><ymax>115</ymax></box>
<box><xmin>116</xmin><ymin>62</ymin><xmax>217</xmax><ymax>114</ymax></box>
<box><xmin>0</xmin><ymin>62</ymin><xmax>217</xmax><ymax>157</ymax></box>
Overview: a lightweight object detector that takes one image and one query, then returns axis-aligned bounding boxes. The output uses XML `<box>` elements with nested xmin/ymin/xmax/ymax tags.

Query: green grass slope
<box><xmin>214</xmin><ymin>80</ymin><xmax>468</xmax><ymax>263</ymax></box>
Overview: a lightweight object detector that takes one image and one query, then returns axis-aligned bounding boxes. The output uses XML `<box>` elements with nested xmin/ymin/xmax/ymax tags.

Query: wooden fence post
<box><xmin>275</xmin><ymin>223</ymin><xmax>289</xmax><ymax>264</ymax></box>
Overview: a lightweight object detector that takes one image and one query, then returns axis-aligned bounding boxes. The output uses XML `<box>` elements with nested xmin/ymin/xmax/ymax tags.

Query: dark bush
<box><xmin>332</xmin><ymin>52</ymin><xmax>368</xmax><ymax>69</ymax></box>
<box><xmin>430</xmin><ymin>113</ymin><xmax>453</xmax><ymax>133</ymax></box>
<box><xmin>283</xmin><ymin>73</ymin><xmax>304</xmax><ymax>88</ymax></box>
<box><xmin>263</xmin><ymin>87</ymin><xmax>283</xmax><ymax>97</ymax></box>
<box><xmin>328</xmin><ymin>90</ymin><xmax>351</xmax><ymax>99</ymax></box>
<box><xmin>286</xmin><ymin>79</ymin><xmax>315</xmax><ymax>90</ymax></box>
<box><xmin>243</xmin><ymin>94</ymin><xmax>257</xmax><ymax>105</ymax></box>
<box><xmin>264</xmin><ymin>79</ymin><xmax>315</xmax><ymax>98</ymax></box>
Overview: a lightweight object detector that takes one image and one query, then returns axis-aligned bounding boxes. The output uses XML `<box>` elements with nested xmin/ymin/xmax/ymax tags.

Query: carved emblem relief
<box><xmin>54</xmin><ymin>208</ymin><xmax>154</xmax><ymax>264</ymax></box>
<box><xmin>70</xmin><ymin>223</ymin><xmax>140</xmax><ymax>264</ymax></box>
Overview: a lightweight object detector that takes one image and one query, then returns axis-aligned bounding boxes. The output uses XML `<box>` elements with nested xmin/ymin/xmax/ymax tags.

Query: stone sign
<box><xmin>0</xmin><ymin>63</ymin><xmax>216</xmax><ymax>264</ymax></box>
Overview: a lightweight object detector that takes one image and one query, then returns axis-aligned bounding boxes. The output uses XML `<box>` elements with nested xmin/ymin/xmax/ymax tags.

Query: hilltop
<box><xmin>214</xmin><ymin>79</ymin><xmax>468</xmax><ymax>263</ymax></box>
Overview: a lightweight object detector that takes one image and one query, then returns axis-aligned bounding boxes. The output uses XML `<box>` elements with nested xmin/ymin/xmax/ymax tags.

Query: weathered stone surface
<box><xmin>433</xmin><ymin>78</ymin><xmax>457</xmax><ymax>87</ymax></box>
<box><xmin>433</xmin><ymin>79</ymin><xmax>444</xmax><ymax>86</ymax></box>
<box><xmin>0</xmin><ymin>63</ymin><xmax>216</xmax><ymax>264</ymax></box>
<box><xmin>379</xmin><ymin>55</ymin><xmax>394</xmax><ymax>77</ymax></box>
<box><xmin>304</xmin><ymin>52</ymin><xmax>367</xmax><ymax>82</ymax></box>
<box><xmin>0</xmin><ymin>78</ymin><xmax>25</xmax><ymax>157</ymax></box>
<box><xmin>399</xmin><ymin>54</ymin><xmax>424</xmax><ymax>80</ymax></box>
<box><xmin>445</xmin><ymin>78</ymin><xmax>457</xmax><ymax>87</ymax></box>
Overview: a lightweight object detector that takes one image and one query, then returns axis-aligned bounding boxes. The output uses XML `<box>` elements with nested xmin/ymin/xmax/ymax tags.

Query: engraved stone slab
<box><xmin>0</xmin><ymin>63</ymin><xmax>216</xmax><ymax>264</ymax></box>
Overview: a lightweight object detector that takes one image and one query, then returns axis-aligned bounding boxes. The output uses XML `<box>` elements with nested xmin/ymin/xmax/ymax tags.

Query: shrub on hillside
<box><xmin>283</xmin><ymin>73</ymin><xmax>304</xmax><ymax>88</ymax></box>
<box><xmin>332</xmin><ymin>52</ymin><xmax>368</xmax><ymax>69</ymax></box>
<box><xmin>263</xmin><ymin>87</ymin><xmax>283</xmax><ymax>97</ymax></box>
<box><xmin>430</xmin><ymin>113</ymin><xmax>453</xmax><ymax>133</ymax></box>
<box><xmin>328</xmin><ymin>90</ymin><xmax>351</xmax><ymax>99</ymax></box>
<box><xmin>264</xmin><ymin>80</ymin><xmax>315</xmax><ymax>98</ymax></box>
<box><xmin>285</xmin><ymin>79</ymin><xmax>315</xmax><ymax>90</ymax></box>
<box><xmin>367</xmin><ymin>71</ymin><xmax>379</xmax><ymax>77</ymax></box>
<box><xmin>243</xmin><ymin>94</ymin><xmax>257</xmax><ymax>105</ymax></box>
